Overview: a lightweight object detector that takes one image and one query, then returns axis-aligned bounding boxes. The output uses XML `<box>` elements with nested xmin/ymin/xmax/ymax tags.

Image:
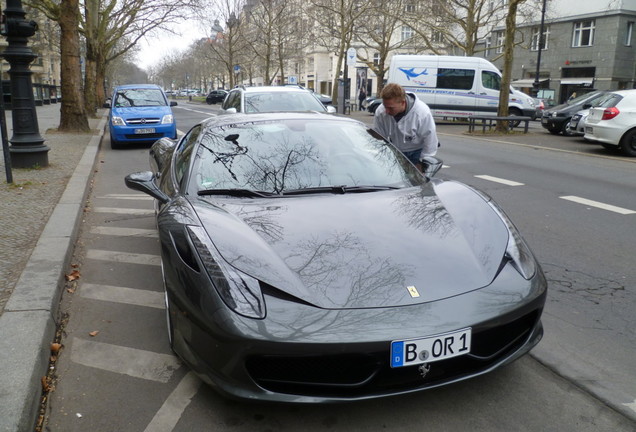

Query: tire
<box><xmin>507</xmin><ymin>108</ymin><xmax>522</xmax><ymax>128</ymax></box>
<box><xmin>548</xmin><ymin>127</ymin><xmax>561</xmax><ymax>135</ymax></box>
<box><xmin>161</xmin><ymin>262</ymin><xmax>175</xmax><ymax>350</ymax></box>
<box><xmin>562</xmin><ymin>119</ymin><xmax>576</xmax><ymax>137</ymax></box>
<box><xmin>110</xmin><ymin>137</ymin><xmax>121</xmax><ymax>149</ymax></box>
<box><xmin>619</xmin><ymin>129</ymin><xmax>636</xmax><ymax>157</ymax></box>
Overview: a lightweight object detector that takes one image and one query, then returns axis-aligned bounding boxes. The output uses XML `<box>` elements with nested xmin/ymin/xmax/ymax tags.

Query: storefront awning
<box><xmin>560</xmin><ymin>78</ymin><xmax>594</xmax><ymax>85</ymax></box>
<box><xmin>512</xmin><ymin>78</ymin><xmax>548</xmax><ymax>86</ymax></box>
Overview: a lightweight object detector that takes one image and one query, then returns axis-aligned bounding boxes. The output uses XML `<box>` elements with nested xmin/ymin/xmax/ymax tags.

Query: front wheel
<box><xmin>562</xmin><ymin>119</ymin><xmax>576</xmax><ymax>137</ymax></box>
<box><xmin>619</xmin><ymin>129</ymin><xmax>636</xmax><ymax>157</ymax></box>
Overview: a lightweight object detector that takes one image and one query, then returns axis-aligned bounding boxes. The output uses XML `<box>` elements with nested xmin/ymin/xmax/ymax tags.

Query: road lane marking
<box><xmin>474</xmin><ymin>175</ymin><xmax>525</xmax><ymax>186</ymax></box>
<box><xmin>92</xmin><ymin>207</ymin><xmax>154</xmax><ymax>215</ymax></box>
<box><xmin>86</xmin><ymin>249</ymin><xmax>161</xmax><ymax>266</ymax></box>
<box><xmin>560</xmin><ymin>195</ymin><xmax>636</xmax><ymax>215</ymax></box>
<box><xmin>81</xmin><ymin>283</ymin><xmax>164</xmax><ymax>309</ymax></box>
<box><xmin>71</xmin><ymin>338</ymin><xmax>180</xmax><ymax>383</ymax></box>
<box><xmin>90</xmin><ymin>226</ymin><xmax>158</xmax><ymax>238</ymax></box>
<box><xmin>144</xmin><ymin>372</ymin><xmax>202</xmax><ymax>432</ymax></box>
<box><xmin>96</xmin><ymin>194</ymin><xmax>153</xmax><ymax>200</ymax></box>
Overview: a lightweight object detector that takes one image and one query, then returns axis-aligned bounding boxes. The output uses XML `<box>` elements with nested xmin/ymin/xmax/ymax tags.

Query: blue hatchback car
<box><xmin>105</xmin><ymin>84</ymin><xmax>178</xmax><ymax>149</ymax></box>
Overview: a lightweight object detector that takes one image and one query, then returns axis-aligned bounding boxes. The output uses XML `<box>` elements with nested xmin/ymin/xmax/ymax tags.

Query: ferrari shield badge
<box><xmin>407</xmin><ymin>285</ymin><xmax>420</xmax><ymax>298</ymax></box>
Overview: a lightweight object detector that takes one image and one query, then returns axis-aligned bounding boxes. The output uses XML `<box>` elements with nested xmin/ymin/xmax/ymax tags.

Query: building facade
<box><xmin>483</xmin><ymin>1</ymin><xmax>636</xmax><ymax>104</ymax></box>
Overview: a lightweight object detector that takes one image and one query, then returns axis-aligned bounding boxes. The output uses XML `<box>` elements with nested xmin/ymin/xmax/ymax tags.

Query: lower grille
<box><xmin>245</xmin><ymin>310</ymin><xmax>541</xmax><ymax>398</ymax></box>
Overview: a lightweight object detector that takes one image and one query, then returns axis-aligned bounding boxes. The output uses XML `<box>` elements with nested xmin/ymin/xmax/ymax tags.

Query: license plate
<box><xmin>390</xmin><ymin>328</ymin><xmax>471</xmax><ymax>368</ymax></box>
<box><xmin>135</xmin><ymin>128</ymin><xmax>156</xmax><ymax>134</ymax></box>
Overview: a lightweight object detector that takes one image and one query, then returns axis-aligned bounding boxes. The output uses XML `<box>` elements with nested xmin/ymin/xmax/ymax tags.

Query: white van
<box><xmin>388</xmin><ymin>55</ymin><xmax>535</xmax><ymax>118</ymax></box>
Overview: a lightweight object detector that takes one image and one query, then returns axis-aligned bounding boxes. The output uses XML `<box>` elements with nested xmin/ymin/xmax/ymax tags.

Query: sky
<box><xmin>136</xmin><ymin>23</ymin><xmax>207</xmax><ymax>70</ymax></box>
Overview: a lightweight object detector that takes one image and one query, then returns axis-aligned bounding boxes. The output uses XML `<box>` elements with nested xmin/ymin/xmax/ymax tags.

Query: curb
<box><xmin>0</xmin><ymin>116</ymin><xmax>106</xmax><ymax>432</ymax></box>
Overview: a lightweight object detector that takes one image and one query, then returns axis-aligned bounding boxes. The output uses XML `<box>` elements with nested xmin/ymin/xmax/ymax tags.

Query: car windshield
<box><xmin>190</xmin><ymin>119</ymin><xmax>425</xmax><ymax>195</ymax></box>
<box><xmin>244</xmin><ymin>91</ymin><xmax>326</xmax><ymax>113</ymax></box>
<box><xmin>115</xmin><ymin>88</ymin><xmax>167</xmax><ymax>107</ymax></box>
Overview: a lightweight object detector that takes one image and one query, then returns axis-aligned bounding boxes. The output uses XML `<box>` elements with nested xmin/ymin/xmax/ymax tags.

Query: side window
<box><xmin>436</xmin><ymin>68</ymin><xmax>475</xmax><ymax>90</ymax></box>
<box><xmin>223</xmin><ymin>90</ymin><xmax>241</xmax><ymax>110</ymax></box>
<box><xmin>174</xmin><ymin>125</ymin><xmax>202</xmax><ymax>189</ymax></box>
<box><xmin>482</xmin><ymin>71</ymin><xmax>501</xmax><ymax>91</ymax></box>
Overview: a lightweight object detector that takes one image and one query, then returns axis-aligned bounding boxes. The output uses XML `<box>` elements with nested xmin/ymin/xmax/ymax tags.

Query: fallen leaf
<box><xmin>50</xmin><ymin>343</ymin><xmax>62</xmax><ymax>353</ymax></box>
<box><xmin>65</xmin><ymin>270</ymin><xmax>80</xmax><ymax>281</ymax></box>
<box><xmin>89</xmin><ymin>331</ymin><xmax>99</xmax><ymax>337</ymax></box>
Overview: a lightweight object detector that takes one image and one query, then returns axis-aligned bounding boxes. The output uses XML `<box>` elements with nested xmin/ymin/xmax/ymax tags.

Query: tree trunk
<box><xmin>58</xmin><ymin>0</ymin><xmax>90</xmax><ymax>132</ymax></box>
<box><xmin>495</xmin><ymin>0</ymin><xmax>522</xmax><ymax>133</ymax></box>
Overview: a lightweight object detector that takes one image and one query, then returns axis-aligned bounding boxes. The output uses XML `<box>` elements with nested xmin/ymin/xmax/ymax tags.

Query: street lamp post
<box><xmin>1</xmin><ymin>0</ymin><xmax>49</xmax><ymax>168</ymax></box>
<box><xmin>532</xmin><ymin>0</ymin><xmax>548</xmax><ymax>98</ymax></box>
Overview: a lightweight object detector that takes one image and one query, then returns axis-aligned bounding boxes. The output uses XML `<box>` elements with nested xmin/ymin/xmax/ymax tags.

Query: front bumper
<box><xmin>167</xmin><ymin>262</ymin><xmax>547</xmax><ymax>403</ymax></box>
<box><xmin>110</xmin><ymin>123</ymin><xmax>177</xmax><ymax>143</ymax></box>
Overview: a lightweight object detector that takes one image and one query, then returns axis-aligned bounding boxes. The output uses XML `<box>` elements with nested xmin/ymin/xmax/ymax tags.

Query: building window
<box><xmin>401</xmin><ymin>26</ymin><xmax>414</xmax><ymax>41</ymax></box>
<box><xmin>405</xmin><ymin>2</ymin><xmax>415</xmax><ymax>13</ymax></box>
<box><xmin>531</xmin><ymin>26</ymin><xmax>549</xmax><ymax>51</ymax></box>
<box><xmin>373</xmin><ymin>53</ymin><xmax>380</xmax><ymax>66</ymax></box>
<box><xmin>626</xmin><ymin>21</ymin><xmax>634</xmax><ymax>46</ymax></box>
<box><xmin>431</xmin><ymin>30</ymin><xmax>444</xmax><ymax>43</ymax></box>
<box><xmin>485</xmin><ymin>37</ymin><xmax>492</xmax><ymax>57</ymax></box>
<box><xmin>495</xmin><ymin>31</ymin><xmax>504</xmax><ymax>54</ymax></box>
<box><xmin>572</xmin><ymin>20</ymin><xmax>594</xmax><ymax>47</ymax></box>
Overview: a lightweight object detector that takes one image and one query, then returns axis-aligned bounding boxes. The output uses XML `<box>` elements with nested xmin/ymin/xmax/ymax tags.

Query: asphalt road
<box><xmin>42</xmin><ymin>103</ymin><xmax>636</xmax><ymax>431</ymax></box>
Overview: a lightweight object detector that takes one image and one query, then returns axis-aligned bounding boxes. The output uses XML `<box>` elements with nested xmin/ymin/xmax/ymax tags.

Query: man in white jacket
<box><xmin>373</xmin><ymin>83</ymin><xmax>439</xmax><ymax>171</ymax></box>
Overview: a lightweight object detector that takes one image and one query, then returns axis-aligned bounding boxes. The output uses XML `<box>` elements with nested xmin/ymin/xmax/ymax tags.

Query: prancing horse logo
<box><xmin>418</xmin><ymin>363</ymin><xmax>431</xmax><ymax>379</ymax></box>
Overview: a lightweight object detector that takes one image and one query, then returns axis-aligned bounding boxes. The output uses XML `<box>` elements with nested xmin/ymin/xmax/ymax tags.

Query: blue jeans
<box><xmin>402</xmin><ymin>149</ymin><xmax>421</xmax><ymax>166</ymax></box>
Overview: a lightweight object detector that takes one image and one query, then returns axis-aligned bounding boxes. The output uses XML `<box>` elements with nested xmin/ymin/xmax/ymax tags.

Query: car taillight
<box><xmin>602</xmin><ymin>107</ymin><xmax>620</xmax><ymax>120</ymax></box>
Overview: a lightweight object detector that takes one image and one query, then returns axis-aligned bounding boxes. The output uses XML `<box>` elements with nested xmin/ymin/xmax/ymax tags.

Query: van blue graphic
<box><xmin>398</xmin><ymin>67</ymin><xmax>429</xmax><ymax>81</ymax></box>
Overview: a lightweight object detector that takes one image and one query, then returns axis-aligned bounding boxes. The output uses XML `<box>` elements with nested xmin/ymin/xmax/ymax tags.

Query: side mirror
<box><xmin>103</xmin><ymin>99</ymin><xmax>111</xmax><ymax>108</ymax></box>
<box><xmin>170</xmin><ymin>101</ymin><xmax>178</xmax><ymax>107</ymax></box>
<box><xmin>224</xmin><ymin>107</ymin><xmax>237</xmax><ymax>114</ymax></box>
<box><xmin>326</xmin><ymin>105</ymin><xmax>337</xmax><ymax>114</ymax></box>
<box><xmin>582</xmin><ymin>103</ymin><xmax>591</xmax><ymax>109</ymax></box>
<box><xmin>124</xmin><ymin>171</ymin><xmax>169</xmax><ymax>204</ymax></box>
<box><xmin>421</xmin><ymin>156</ymin><xmax>443</xmax><ymax>177</ymax></box>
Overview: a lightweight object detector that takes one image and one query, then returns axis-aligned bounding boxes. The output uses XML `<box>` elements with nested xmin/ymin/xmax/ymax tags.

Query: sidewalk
<box><xmin>0</xmin><ymin>103</ymin><xmax>107</xmax><ymax>432</ymax></box>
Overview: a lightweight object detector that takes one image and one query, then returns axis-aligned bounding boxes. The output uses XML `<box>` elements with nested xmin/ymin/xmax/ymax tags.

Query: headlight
<box><xmin>186</xmin><ymin>226</ymin><xmax>265</xmax><ymax>319</ymax></box>
<box><xmin>487</xmin><ymin>202</ymin><xmax>537</xmax><ymax>280</ymax></box>
<box><xmin>504</xmin><ymin>223</ymin><xmax>537</xmax><ymax>280</ymax></box>
<box><xmin>111</xmin><ymin>116</ymin><xmax>125</xmax><ymax>126</ymax></box>
<box><xmin>161</xmin><ymin>114</ymin><xmax>174</xmax><ymax>124</ymax></box>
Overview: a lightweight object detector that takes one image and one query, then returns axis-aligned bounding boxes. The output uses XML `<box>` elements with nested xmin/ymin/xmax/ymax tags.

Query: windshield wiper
<box><xmin>198</xmin><ymin>188</ymin><xmax>277</xmax><ymax>198</ymax></box>
<box><xmin>281</xmin><ymin>185</ymin><xmax>400</xmax><ymax>196</ymax></box>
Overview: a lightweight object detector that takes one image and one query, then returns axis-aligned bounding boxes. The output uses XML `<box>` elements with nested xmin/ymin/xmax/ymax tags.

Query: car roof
<box><xmin>201</xmin><ymin>111</ymin><xmax>360</xmax><ymax>129</ymax></box>
<box><xmin>115</xmin><ymin>84</ymin><xmax>162</xmax><ymax>90</ymax></box>
<box><xmin>235</xmin><ymin>86</ymin><xmax>314</xmax><ymax>94</ymax></box>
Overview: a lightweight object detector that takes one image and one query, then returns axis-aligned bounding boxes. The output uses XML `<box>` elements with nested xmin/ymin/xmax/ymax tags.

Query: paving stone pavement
<box><xmin>0</xmin><ymin>102</ymin><xmax>107</xmax><ymax>432</ymax></box>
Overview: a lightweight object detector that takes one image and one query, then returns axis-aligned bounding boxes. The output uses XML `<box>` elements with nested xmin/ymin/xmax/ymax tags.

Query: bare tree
<box><xmin>203</xmin><ymin>0</ymin><xmax>251</xmax><ymax>88</ymax></box>
<box><xmin>355</xmin><ymin>0</ymin><xmax>421</xmax><ymax>95</ymax></box>
<box><xmin>308</xmin><ymin>0</ymin><xmax>369</xmax><ymax>101</ymax></box>
<box><xmin>28</xmin><ymin>0</ymin><xmax>90</xmax><ymax>132</ymax></box>
<box><xmin>403</xmin><ymin>0</ymin><xmax>510</xmax><ymax>56</ymax></box>
<box><xmin>496</xmin><ymin>0</ymin><xmax>527</xmax><ymax>132</ymax></box>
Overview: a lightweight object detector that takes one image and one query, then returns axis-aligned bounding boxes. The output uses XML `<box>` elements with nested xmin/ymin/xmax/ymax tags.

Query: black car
<box><xmin>367</xmin><ymin>97</ymin><xmax>382</xmax><ymax>114</ymax></box>
<box><xmin>205</xmin><ymin>89</ymin><xmax>228</xmax><ymax>104</ymax></box>
<box><xmin>540</xmin><ymin>91</ymin><xmax>608</xmax><ymax>135</ymax></box>
<box><xmin>125</xmin><ymin>112</ymin><xmax>546</xmax><ymax>403</ymax></box>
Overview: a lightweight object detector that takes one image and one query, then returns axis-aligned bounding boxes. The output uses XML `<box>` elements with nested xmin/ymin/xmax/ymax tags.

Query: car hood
<box><xmin>112</xmin><ymin>106</ymin><xmax>171</xmax><ymax>119</ymax></box>
<box><xmin>194</xmin><ymin>181</ymin><xmax>509</xmax><ymax>310</ymax></box>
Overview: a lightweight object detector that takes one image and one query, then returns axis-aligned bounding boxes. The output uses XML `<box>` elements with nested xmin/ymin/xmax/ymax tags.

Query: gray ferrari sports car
<box><xmin>125</xmin><ymin>112</ymin><xmax>546</xmax><ymax>403</ymax></box>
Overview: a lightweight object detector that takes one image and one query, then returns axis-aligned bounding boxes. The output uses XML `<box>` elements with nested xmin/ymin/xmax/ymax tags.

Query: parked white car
<box><xmin>584</xmin><ymin>89</ymin><xmax>636</xmax><ymax>157</ymax></box>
